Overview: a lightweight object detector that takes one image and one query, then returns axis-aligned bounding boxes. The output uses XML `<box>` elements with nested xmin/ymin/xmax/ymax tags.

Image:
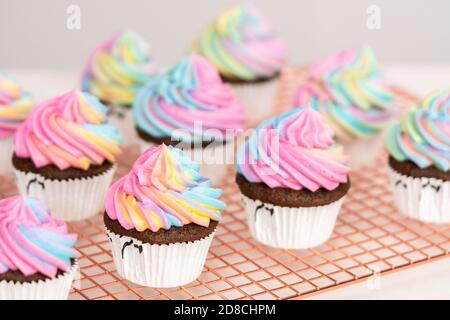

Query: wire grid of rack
<box><xmin>0</xmin><ymin>67</ymin><xmax>449</xmax><ymax>300</ymax></box>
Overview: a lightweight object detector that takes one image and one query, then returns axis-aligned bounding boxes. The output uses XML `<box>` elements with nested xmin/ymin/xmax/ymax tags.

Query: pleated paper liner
<box><xmin>1</xmin><ymin>67</ymin><xmax>450</xmax><ymax>300</ymax></box>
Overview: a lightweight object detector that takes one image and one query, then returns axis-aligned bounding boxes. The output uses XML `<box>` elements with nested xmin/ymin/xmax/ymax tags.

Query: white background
<box><xmin>1</xmin><ymin>0</ymin><xmax>450</xmax><ymax>70</ymax></box>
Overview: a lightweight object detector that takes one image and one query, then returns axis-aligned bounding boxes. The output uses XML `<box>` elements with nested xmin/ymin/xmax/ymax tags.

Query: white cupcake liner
<box><xmin>106</xmin><ymin>229</ymin><xmax>215</xmax><ymax>288</ymax></box>
<box><xmin>14</xmin><ymin>165</ymin><xmax>117</xmax><ymax>221</ymax></box>
<box><xmin>0</xmin><ymin>136</ymin><xmax>14</xmax><ymax>176</ymax></box>
<box><xmin>107</xmin><ymin>106</ymin><xmax>138</xmax><ymax>146</ymax></box>
<box><xmin>242</xmin><ymin>195</ymin><xmax>346</xmax><ymax>249</ymax></box>
<box><xmin>338</xmin><ymin>135</ymin><xmax>384</xmax><ymax>168</ymax></box>
<box><xmin>0</xmin><ymin>262</ymin><xmax>78</xmax><ymax>300</ymax></box>
<box><xmin>139</xmin><ymin>139</ymin><xmax>233</xmax><ymax>186</ymax></box>
<box><xmin>231</xmin><ymin>78</ymin><xmax>279</xmax><ymax>124</ymax></box>
<box><xmin>388</xmin><ymin>167</ymin><xmax>450</xmax><ymax>223</ymax></box>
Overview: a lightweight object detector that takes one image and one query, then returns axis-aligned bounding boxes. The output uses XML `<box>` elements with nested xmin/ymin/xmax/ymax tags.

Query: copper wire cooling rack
<box><xmin>1</xmin><ymin>68</ymin><xmax>449</xmax><ymax>300</ymax></box>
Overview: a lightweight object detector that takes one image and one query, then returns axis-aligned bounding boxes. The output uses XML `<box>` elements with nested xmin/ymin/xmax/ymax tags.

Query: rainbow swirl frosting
<box><xmin>237</xmin><ymin>107</ymin><xmax>351</xmax><ymax>192</ymax></box>
<box><xmin>295</xmin><ymin>46</ymin><xmax>396</xmax><ymax>140</ymax></box>
<box><xmin>421</xmin><ymin>89</ymin><xmax>450</xmax><ymax>116</ymax></box>
<box><xmin>193</xmin><ymin>4</ymin><xmax>287</xmax><ymax>81</ymax></box>
<box><xmin>14</xmin><ymin>90</ymin><xmax>122</xmax><ymax>170</ymax></box>
<box><xmin>0</xmin><ymin>196</ymin><xmax>78</xmax><ymax>278</ymax></box>
<box><xmin>386</xmin><ymin>90</ymin><xmax>450</xmax><ymax>172</ymax></box>
<box><xmin>0</xmin><ymin>73</ymin><xmax>33</xmax><ymax>138</ymax></box>
<box><xmin>82</xmin><ymin>30</ymin><xmax>159</xmax><ymax>106</ymax></box>
<box><xmin>133</xmin><ymin>55</ymin><xmax>246</xmax><ymax>143</ymax></box>
<box><xmin>105</xmin><ymin>144</ymin><xmax>225</xmax><ymax>232</ymax></box>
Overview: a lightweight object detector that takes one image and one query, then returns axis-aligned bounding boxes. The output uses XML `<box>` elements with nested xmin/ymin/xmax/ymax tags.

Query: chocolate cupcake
<box><xmin>236</xmin><ymin>107</ymin><xmax>351</xmax><ymax>249</ymax></box>
<box><xmin>0</xmin><ymin>196</ymin><xmax>78</xmax><ymax>300</ymax></box>
<box><xmin>104</xmin><ymin>144</ymin><xmax>225</xmax><ymax>288</ymax></box>
<box><xmin>82</xmin><ymin>30</ymin><xmax>159</xmax><ymax>144</ymax></box>
<box><xmin>0</xmin><ymin>72</ymin><xmax>33</xmax><ymax>176</ymax></box>
<box><xmin>192</xmin><ymin>4</ymin><xmax>287</xmax><ymax>122</ymax></box>
<box><xmin>13</xmin><ymin>90</ymin><xmax>122</xmax><ymax>221</ymax></box>
<box><xmin>295</xmin><ymin>46</ymin><xmax>396</xmax><ymax>167</ymax></box>
<box><xmin>133</xmin><ymin>54</ymin><xmax>246</xmax><ymax>184</ymax></box>
<box><xmin>386</xmin><ymin>90</ymin><xmax>450</xmax><ymax>223</ymax></box>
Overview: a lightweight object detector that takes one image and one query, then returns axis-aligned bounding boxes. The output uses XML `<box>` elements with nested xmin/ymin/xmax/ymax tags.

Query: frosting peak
<box><xmin>82</xmin><ymin>30</ymin><xmax>159</xmax><ymax>106</ymax></box>
<box><xmin>0</xmin><ymin>196</ymin><xmax>78</xmax><ymax>278</ymax></box>
<box><xmin>15</xmin><ymin>90</ymin><xmax>122</xmax><ymax>170</ymax></box>
<box><xmin>0</xmin><ymin>73</ymin><xmax>33</xmax><ymax>138</ymax></box>
<box><xmin>237</xmin><ymin>108</ymin><xmax>350</xmax><ymax>192</ymax></box>
<box><xmin>285</xmin><ymin>107</ymin><xmax>335</xmax><ymax>149</ymax></box>
<box><xmin>133</xmin><ymin>55</ymin><xmax>246</xmax><ymax>143</ymax></box>
<box><xmin>295</xmin><ymin>46</ymin><xmax>396</xmax><ymax>140</ymax></box>
<box><xmin>193</xmin><ymin>4</ymin><xmax>287</xmax><ymax>81</ymax></box>
<box><xmin>105</xmin><ymin>144</ymin><xmax>225</xmax><ymax>232</ymax></box>
<box><xmin>387</xmin><ymin>90</ymin><xmax>450</xmax><ymax>172</ymax></box>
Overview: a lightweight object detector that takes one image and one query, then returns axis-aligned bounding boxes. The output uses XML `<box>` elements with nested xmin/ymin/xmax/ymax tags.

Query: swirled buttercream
<box><xmin>237</xmin><ymin>107</ymin><xmax>350</xmax><ymax>192</ymax></box>
<box><xmin>193</xmin><ymin>4</ymin><xmax>287</xmax><ymax>81</ymax></box>
<box><xmin>105</xmin><ymin>144</ymin><xmax>225</xmax><ymax>232</ymax></box>
<box><xmin>0</xmin><ymin>196</ymin><xmax>78</xmax><ymax>278</ymax></box>
<box><xmin>133</xmin><ymin>55</ymin><xmax>246</xmax><ymax>143</ymax></box>
<box><xmin>14</xmin><ymin>90</ymin><xmax>122</xmax><ymax>170</ymax></box>
<box><xmin>386</xmin><ymin>90</ymin><xmax>450</xmax><ymax>172</ymax></box>
<box><xmin>295</xmin><ymin>46</ymin><xmax>396</xmax><ymax>139</ymax></box>
<box><xmin>0</xmin><ymin>73</ymin><xmax>33</xmax><ymax>138</ymax></box>
<box><xmin>82</xmin><ymin>30</ymin><xmax>159</xmax><ymax>106</ymax></box>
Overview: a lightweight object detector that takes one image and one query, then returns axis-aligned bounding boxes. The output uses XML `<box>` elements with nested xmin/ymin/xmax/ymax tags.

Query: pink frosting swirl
<box><xmin>105</xmin><ymin>145</ymin><xmax>225</xmax><ymax>232</ymax></box>
<box><xmin>134</xmin><ymin>55</ymin><xmax>246</xmax><ymax>143</ymax></box>
<box><xmin>0</xmin><ymin>196</ymin><xmax>78</xmax><ymax>278</ymax></box>
<box><xmin>237</xmin><ymin>107</ymin><xmax>351</xmax><ymax>191</ymax></box>
<box><xmin>14</xmin><ymin>90</ymin><xmax>122</xmax><ymax>170</ymax></box>
<box><xmin>0</xmin><ymin>73</ymin><xmax>33</xmax><ymax>138</ymax></box>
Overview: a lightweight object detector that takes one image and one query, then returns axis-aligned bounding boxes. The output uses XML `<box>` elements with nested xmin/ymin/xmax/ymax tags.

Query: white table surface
<box><xmin>7</xmin><ymin>65</ymin><xmax>450</xmax><ymax>300</ymax></box>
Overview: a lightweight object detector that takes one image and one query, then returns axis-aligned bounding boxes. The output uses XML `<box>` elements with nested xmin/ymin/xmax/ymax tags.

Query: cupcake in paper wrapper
<box><xmin>81</xmin><ymin>30</ymin><xmax>160</xmax><ymax>145</ymax></box>
<box><xmin>242</xmin><ymin>195</ymin><xmax>346</xmax><ymax>249</ymax></box>
<box><xmin>0</xmin><ymin>196</ymin><xmax>79</xmax><ymax>300</ymax></box>
<box><xmin>192</xmin><ymin>4</ymin><xmax>287</xmax><ymax>123</ymax></box>
<box><xmin>133</xmin><ymin>55</ymin><xmax>246</xmax><ymax>185</ymax></box>
<box><xmin>14</xmin><ymin>164</ymin><xmax>117</xmax><ymax>222</ymax></box>
<box><xmin>0</xmin><ymin>72</ymin><xmax>33</xmax><ymax>176</ymax></box>
<box><xmin>236</xmin><ymin>107</ymin><xmax>351</xmax><ymax>250</ymax></box>
<box><xmin>386</xmin><ymin>90</ymin><xmax>450</xmax><ymax>223</ymax></box>
<box><xmin>104</xmin><ymin>144</ymin><xmax>225</xmax><ymax>288</ymax></box>
<box><xmin>12</xmin><ymin>90</ymin><xmax>123</xmax><ymax>221</ymax></box>
<box><xmin>294</xmin><ymin>46</ymin><xmax>397</xmax><ymax>168</ymax></box>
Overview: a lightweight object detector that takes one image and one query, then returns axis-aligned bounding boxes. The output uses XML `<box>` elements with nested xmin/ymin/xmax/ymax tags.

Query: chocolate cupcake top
<box><xmin>386</xmin><ymin>90</ymin><xmax>450</xmax><ymax>172</ymax></box>
<box><xmin>295</xmin><ymin>46</ymin><xmax>396</xmax><ymax>140</ymax></box>
<box><xmin>14</xmin><ymin>90</ymin><xmax>122</xmax><ymax>171</ymax></box>
<box><xmin>133</xmin><ymin>55</ymin><xmax>246</xmax><ymax>144</ymax></box>
<box><xmin>0</xmin><ymin>73</ymin><xmax>33</xmax><ymax>138</ymax></box>
<box><xmin>0</xmin><ymin>196</ymin><xmax>78</xmax><ymax>279</ymax></box>
<box><xmin>237</xmin><ymin>107</ymin><xmax>351</xmax><ymax>192</ymax></box>
<box><xmin>105</xmin><ymin>144</ymin><xmax>225</xmax><ymax>232</ymax></box>
<box><xmin>82</xmin><ymin>30</ymin><xmax>159</xmax><ymax>106</ymax></box>
<box><xmin>192</xmin><ymin>4</ymin><xmax>287</xmax><ymax>82</ymax></box>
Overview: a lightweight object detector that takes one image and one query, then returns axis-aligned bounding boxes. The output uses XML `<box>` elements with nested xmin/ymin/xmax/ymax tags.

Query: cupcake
<box><xmin>13</xmin><ymin>90</ymin><xmax>122</xmax><ymax>221</ymax></box>
<box><xmin>386</xmin><ymin>90</ymin><xmax>450</xmax><ymax>223</ymax></box>
<box><xmin>236</xmin><ymin>107</ymin><xmax>351</xmax><ymax>249</ymax></box>
<box><xmin>0</xmin><ymin>196</ymin><xmax>78</xmax><ymax>300</ymax></box>
<box><xmin>295</xmin><ymin>46</ymin><xmax>396</xmax><ymax>167</ymax></box>
<box><xmin>104</xmin><ymin>144</ymin><xmax>225</xmax><ymax>288</ymax></box>
<box><xmin>192</xmin><ymin>4</ymin><xmax>287</xmax><ymax>122</ymax></box>
<box><xmin>0</xmin><ymin>73</ymin><xmax>33</xmax><ymax>176</ymax></box>
<box><xmin>133</xmin><ymin>54</ymin><xmax>246</xmax><ymax>184</ymax></box>
<box><xmin>82</xmin><ymin>30</ymin><xmax>159</xmax><ymax>144</ymax></box>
